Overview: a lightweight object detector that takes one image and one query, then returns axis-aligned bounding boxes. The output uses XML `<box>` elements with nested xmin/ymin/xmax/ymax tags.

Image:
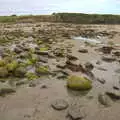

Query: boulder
<box><xmin>67</xmin><ymin>75</ymin><xmax>92</xmax><ymax>90</ymax></box>
<box><xmin>84</xmin><ymin>62</ymin><xmax>94</xmax><ymax>71</ymax></box>
<box><xmin>98</xmin><ymin>46</ymin><xmax>113</xmax><ymax>54</ymax></box>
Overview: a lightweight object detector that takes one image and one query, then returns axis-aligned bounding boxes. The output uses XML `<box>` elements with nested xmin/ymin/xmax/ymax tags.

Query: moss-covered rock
<box><xmin>67</xmin><ymin>75</ymin><xmax>92</xmax><ymax>90</ymax></box>
<box><xmin>6</xmin><ymin>61</ymin><xmax>18</xmax><ymax>72</ymax></box>
<box><xmin>14</xmin><ymin>66</ymin><xmax>27</xmax><ymax>77</ymax></box>
<box><xmin>25</xmin><ymin>72</ymin><xmax>39</xmax><ymax>80</ymax></box>
<box><xmin>0</xmin><ymin>60</ymin><xmax>6</xmax><ymax>67</ymax></box>
<box><xmin>36</xmin><ymin>66</ymin><xmax>49</xmax><ymax>75</ymax></box>
<box><xmin>0</xmin><ymin>67</ymin><xmax>9</xmax><ymax>78</ymax></box>
<box><xmin>40</xmin><ymin>47</ymin><xmax>48</xmax><ymax>52</ymax></box>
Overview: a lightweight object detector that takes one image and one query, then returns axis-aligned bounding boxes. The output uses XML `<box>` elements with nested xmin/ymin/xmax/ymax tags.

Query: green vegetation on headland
<box><xmin>0</xmin><ymin>13</ymin><xmax>120</xmax><ymax>24</ymax></box>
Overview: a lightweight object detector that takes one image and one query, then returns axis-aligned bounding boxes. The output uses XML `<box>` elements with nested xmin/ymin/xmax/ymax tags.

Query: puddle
<box><xmin>72</xmin><ymin>36</ymin><xmax>102</xmax><ymax>44</ymax></box>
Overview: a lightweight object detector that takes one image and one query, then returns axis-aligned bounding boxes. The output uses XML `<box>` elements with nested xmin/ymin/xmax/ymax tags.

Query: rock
<box><xmin>96</xmin><ymin>67</ymin><xmax>107</xmax><ymax>71</ymax></box>
<box><xmin>38</xmin><ymin>56</ymin><xmax>48</xmax><ymax>63</ymax></box>
<box><xmin>16</xmin><ymin>79</ymin><xmax>28</xmax><ymax>86</ymax></box>
<box><xmin>84</xmin><ymin>62</ymin><xmax>94</xmax><ymax>71</ymax></box>
<box><xmin>98</xmin><ymin>93</ymin><xmax>112</xmax><ymax>107</ymax></box>
<box><xmin>35</xmin><ymin>50</ymin><xmax>48</xmax><ymax>55</ymax></box>
<box><xmin>51</xmin><ymin>99</ymin><xmax>68</xmax><ymax>110</ymax></box>
<box><xmin>0</xmin><ymin>67</ymin><xmax>8</xmax><ymax>78</ymax></box>
<box><xmin>78</xmin><ymin>48</ymin><xmax>88</xmax><ymax>53</ymax></box>
<box><xmin>67</xmin><ymin>54</ymin><xmax>78</xmax><ymax>61</ymax></box>
<box><xmin>0</xmin><ymin>83</ymin><xmax>16</xmax><ymax>96</ymax></box>
<box><xmin>106</xmin><ymin>90</ymin><xmax>120</xmax><ymax>100</ymax></box>
<box><xmin>29</xmin><ymin>81</ymin><xmax>37</xmax><ymax>87</ymax></box>
<box><xmin>67</xmin><ymin>75</ymin><xmax>92</xmax><ymax>90</ymax></box>
<box><xmin>96</xmin><ymin>60</ymin><xmax>101</xmax><ymax>65</ymax></box>
<box><xmin>40</xmin><ymin>84</ymin><xmax>47</xmax><ymax>89</ymax></box>
<box><xmin>14</xmin><ymin>47</ymin><xmax>23</xmax><ymax>53</ymax></box>
<box><xmin>101</xmin><ymin>56</ymin><xmax>116</xmax><ymax>62</ymax></box>
<box><xmin>66</xmin><ymin>60</ymin><xmax>85</xmax><ymax>72</ymax></box>
<box><xmin>56</xmin><ymin>62</ymin><xmax>66</xmax><ymax>69</ymax></box>
<box><xmin>67</xmin><ymin>104</ymin><xmax>86</xmax><ymax>120</ymax></box>
<box><xmin>115</xmin><ymin>68</ymin><xmax>120</xmax><ymax>73</ymax></box>
<box><xmin>14</xmin><ymin>67</ymin><xmax>27</xmax><ymax>77</ymax></box>
<box><xmin>97</xmin><ymin>78</ymin><xmax>106</xmax><ymax>84</ymax></box>
<box><xmin>98</xmin><ymin>46</ymin><xmax>113</xmax><ymax>54</ymax></box>
<box><xmin>36</xmin><ymin>66</ymin><xmax>49</xmax><ymax>75</ymax></box>
<box><xmin>112</xmin><ymin>51</ymin><xmax>120</xmax><ymax>57</ymax></box>
<box><xmin>56</xmin><ymin>72</ymin><xmax>68</xmax><ymax>79</ymax></box>
<box><xmin>113</xmin><ymin>85</ymin><xmax>119</xmax><ymax>90</ymax></box>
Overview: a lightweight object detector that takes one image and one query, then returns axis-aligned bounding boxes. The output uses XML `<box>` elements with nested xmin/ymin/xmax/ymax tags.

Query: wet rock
<box><xmin>14</xmin><ymin>67</ymin><xmax>27</xmax><ymax>77</ymax></box>
<box><xmin>0</xmin><ymin>83</ymin><xmax>16</xmax><ymax>96</ymax></box>
<box><xmin>113</xmin><ymin>85</ymin><xmax>120</xmax><ymax>90</ymax></box>
<box><xmin>16</xmin><ymin>79</ymin><xmax>28</xmax><ymax>86</ymax></box>
<box><xmin>96</xmin><ymin>67</ymin><xmax>107</xmax><ymax>71</ymax></box>
<box><xmin>57</xmin><ymin>72</ymin><xmax>68</xmax><ymax>79</ymax></box>
<box><xmin>84</xmin><ymin>62</ymin><xmax>94</xmax><ymax>71</ymax></box>
<box><xmin>38</xmin><ymin>56</ymin><xmax>48</xmax><ymax>63</ymax></box>
<box><xmin>51</xmin><ymin>99</ymin><xmax>68</xmax><ymax>110</ymax></box>
<box><xmin>35</xmin><ymin>50</ymin><xmax>48</xmax><ymax>55</ymax></box>
<box><xmin>67</xmin><ymin>54</ymin><xmax>78</xmax><ymax>61</ymax></box>
<box><xmin>67</xmin><ymin>104</ymin><xmax>86</xmax><ymax>120</ymax></box>
<box><xmin>67</xmin><ymin>75</ymin><xmax>92</xmax><ymax>90</ymax></box>
<box><xmin>66</xmin><ymin>60</ymin><xmax>85</xmax><ymax>72</ymax></box>
<box><xmin>40</xmin><ymin>84</ymin><xmax>48</xmax><ymax>89</ymax></box>
<box><xmin>98</xmin><ymin>93</ymin><xmax>112</xmax><ymax>107</ymax></box>
<box><xmin>112</xmin><ymin>51</ymin><xmax>120</xmax><ymax>57</ymax></box>
<box><xmin>101</xmin><ymin>55</ymin><xmax>116</xmax><ymax>62</ymax></box>
<box><xmin>29</xmin><ymin>81</ymin><xmax>37</xmax><ymax>87</ymax></box>
<box><xmin>97</xmin><ymin>78</ymin><xmax>106</xmax><ymax>84</ymax></box>
<box><xmin>115</xmin><ymin>68</ymin><xmax>120</xmax><ymax>73</ymax></box>
<box><xmin>96</xmin><ymin>60</ymin><xmax>101</xmax><ymax>65</ymax></box>
<box><xmin>0</xmin><ymin>67</ymin><xmax>8</xmax><ymax>78</ymax></box>
<box><xmin>98</xmin><ymin>46</ymin><xmax>113</xmax><ymax>54</ymax></box>
<box><xmin>36</xmin><ymin>66</ymin><xmax>49</xmax><ymax>75</ymax></box>
<box><xmin>56</xmin><ymin>62</ymin><xmax>66</xmax><ymax>69</ymax></box>
<box><xmin>78</xmin><ymin>48</ymin><xmax>88</xmax><ymax>53</ymax></box>
<box><xmin>14</xmin><ymin>47</ymin><xmax>23</xmax><ymax>53</ymax></box>
<box><xmin>106</xmin><ymin>90</ymin><xmax>120</xmax><ymax>100</ymax></box>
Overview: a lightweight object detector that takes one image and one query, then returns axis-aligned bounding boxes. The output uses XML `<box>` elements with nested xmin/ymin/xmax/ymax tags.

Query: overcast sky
<box><xmin>0</xmin><ymin>0</ymin><xmax>120</xmax><ymax>15</ymax></box>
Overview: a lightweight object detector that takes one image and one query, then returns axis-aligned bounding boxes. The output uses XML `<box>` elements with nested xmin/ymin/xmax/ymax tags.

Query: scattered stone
<box><xmin>115</xmin><ymin>68</ymin><xmax>120</xmax><ymax>73</ymax></box>
<box><xmin>14</xmin><ymin>47</ymin><xmax>23</xmax><ymax>53</ymax></box>
<box><xmin>67</xmin><ymin>54</ymin><xmax>78</xmax><ymax>61</ymax></box>
<box><xmin>57</xmin><ymin>62</ymin><xmax>66</xmax><ymax>69</ymax></box>
<box><xmin>40</xmin><ymin>84</ymin><xmax>47</xmax><ymax>89</ymax></box>
<box><xmin>96</xmin><ymin>67</ymin><xmax>107</xmax><ymax>71</ymax></box>
<box><xmin>101</xmin><ymin>56</ymin><xmax>116</xmax><ymax>62</ymax></box>
<box><xmin>67</xmin><ymin>75</ymin><xmax>92</xmax><ymax>90</ymax></box>
<box><xmin>113</xmin><ymin>86</ymin><xmax>119</xmax><ymax>90</ymax></box>
<box><xmin>67</xmin><ymin>105</ymin><xmax>86</xmax><ymax>120</ymax></box>
<box><xmin>96</xmin><ymin>60</ymin><xmax>101</xmax><ymax>65</ymax></box>
<box><xmin>106</xmin><ymin>90</ymin><xmax>120</xmax><ymax>100</ymax></box>
<box><xmin>78</xmin><ymin>48</ymin><xmax>88</xmax><ymax>53</ymax></box>
<box><xmin>14</xmin><ymin>67</ymin><xmax>27</xmax><ymax>77</ymax></box>
<box><xmin>112</xmin><ymin>51</ymin><xmax>120</xmax><ymax>57</ymax></box>
<box><xmin>98</xmin><ymin>46</ymin><xmax>113</xmax><ymax>54</ymax></box>
<box><xmin>84</xmin><ymin>62</ymin><xmax>94</xmax><ymax>71</ymax></box>
<box><xmin>66</xmin><ymin>60</ymin><xmax>85</xmax><ymax>72</ymax></box>
<box><xmin>0</xmin><ymin>67</ymin><xmax>8</xmax><ymax>78</ymax></box>
<box><xmin>0</xmin><ymin>83</ymin><xmax>16</xmax><ymax>96</ymax></box>
<box><xmin>98</xmin><ymin>93</ymin><xmax>112</xmax><ymax>107</ymax></box>
<box><xmin>97</xmin><ymin>78</ymin><xmax>106</xmax><ymax>84</ymax></box>
<box><xmin>51</xmin><ymin>99</ymin><xmax>68</xmax><ymax>110</ymax></box>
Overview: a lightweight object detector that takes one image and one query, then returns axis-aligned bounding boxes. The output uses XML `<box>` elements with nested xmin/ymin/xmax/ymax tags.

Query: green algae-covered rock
<box><xmin>0</xmin><ymin>60</ymin><xmax>6</xmax><ymax>67</ymax></box>
<box><xmin>36</xmin><ymin>66</ymin><xmax>49</xmax><ymax>75</ymax></box>
<box><xmin>40</xmin><ymin>47</ymin><xmax>48</xmax><ymax>52</ymax></box>
<box><xmin>67</xmin><ymin>75</ymin><xmax>92</xmax><ymax>90</ymax></box>
<box><xmin>6</xmin><ymin>61</ymin><xmax>18</xmax><ymax>72</ymax></box>
<box><xmin>0</xmin><ymin>67</ymin><xmax>8</xmax><ymax>78</ymax></box>
<box><xmin>25</xmin><ymin>72</ymin><xmax>39</xmax><ymax>80</ymax></box>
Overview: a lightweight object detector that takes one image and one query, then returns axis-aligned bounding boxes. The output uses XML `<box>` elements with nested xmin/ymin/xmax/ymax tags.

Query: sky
<box><xmin>0</xmin><ymin>0</ymin><xmax>120</xmax><ymax>15</ymax></box>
